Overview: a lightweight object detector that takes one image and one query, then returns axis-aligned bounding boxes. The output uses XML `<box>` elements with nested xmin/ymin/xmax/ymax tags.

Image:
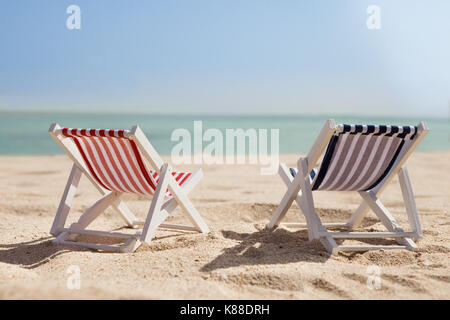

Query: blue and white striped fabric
<box><xmin>289</xmin><ymin>167</ymin><xmax>318</xmax><ymax>182</ymax></box>
<box><xmin>336</xmin><ymin>124</ymin><xmax>417</xmax><ymax>139</ymax></box>
<box><xmin>291</xmin><ymin>124</ymin><xmax>418</xmax><ymax>192</ymax></box>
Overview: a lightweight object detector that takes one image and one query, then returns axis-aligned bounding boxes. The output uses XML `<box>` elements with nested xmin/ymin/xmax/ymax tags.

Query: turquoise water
<box><xmin>0</xmin><ymin>112</ymin><xmax>448</xmax><ymax>155</ymax></box>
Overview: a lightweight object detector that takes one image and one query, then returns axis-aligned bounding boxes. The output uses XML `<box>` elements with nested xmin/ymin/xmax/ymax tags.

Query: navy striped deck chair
<box><xmin>268</xmin><ymin>119</ymin><xmax>429</xmax><ymax>254</ymax></box>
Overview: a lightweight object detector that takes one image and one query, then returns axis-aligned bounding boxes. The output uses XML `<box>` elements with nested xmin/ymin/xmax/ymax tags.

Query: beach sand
<box><xmin>0</xmin><ymin>153</ymin><xmax>448</xmax><ymax>299</ymax></box>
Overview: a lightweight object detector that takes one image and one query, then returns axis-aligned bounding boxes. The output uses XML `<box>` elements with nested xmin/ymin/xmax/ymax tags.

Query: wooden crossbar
<box><xmin>62</xmin><ymin>228</ymin><xmax>141</xmax><ymax>239</ymax></box>
<box><xmin>54</xmin><ymin>231</ymin><xmax>140</xmax><ymax>253</ymax></box>
<box><xmin>336</xmin><ymin>245</ymin><xmax>407</xmax><ymax>252</ymax></box>
<box><xmin>319</xmin><ymin>231</ymin><xmax>417</xmax><ymax>239</ymax></box>
<box><xmin>281</xmin><ymin>222</ymin><xmax>348</xmax><ymax>228</ymax></box>
<box><xmin>158</xmin><ymin>223</ymin><xmax>199</xmax><ymax>232</ymax></box>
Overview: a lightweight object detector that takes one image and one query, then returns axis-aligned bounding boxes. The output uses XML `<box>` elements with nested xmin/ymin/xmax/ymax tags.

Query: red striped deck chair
<box><xmin>268</xmin><ymin>119</ymin><xmax>429</xmax><ymax>254</ymax></box>
<box><xmin>48</xmin><ymin>123</ymin><xmax>209</xmax><ymax>253</ymax></box>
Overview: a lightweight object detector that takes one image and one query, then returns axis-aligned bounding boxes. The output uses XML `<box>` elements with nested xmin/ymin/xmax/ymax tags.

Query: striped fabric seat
<box><xmin>61</xmin><ymin>128</ymin><xmax>191</xmax><ymax>197</ymax></box>
<box><xmin>297</xmin><ymin>124</ymin><xmax>417</xmax><ymax>192</ymax></box>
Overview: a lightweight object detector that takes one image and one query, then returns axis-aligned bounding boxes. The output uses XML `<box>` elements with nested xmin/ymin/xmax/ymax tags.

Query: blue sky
<box><xmin>0</xmin><ymin>0</ymin><xmax>449</xmax><ymax>117</ymax></box>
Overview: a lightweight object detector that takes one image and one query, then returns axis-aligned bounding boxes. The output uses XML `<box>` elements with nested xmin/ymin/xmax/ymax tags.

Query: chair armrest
<box><xmin>304</xmin><ymin>119</ymin><xmax>337</xmax><ymax>172</ymax></box>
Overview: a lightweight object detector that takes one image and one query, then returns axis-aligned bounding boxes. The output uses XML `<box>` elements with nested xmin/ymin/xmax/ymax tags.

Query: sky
<box><xmin>0</xmin><ymin>0</ymin><xmax>449</xmax><ymax>117</ymax></box>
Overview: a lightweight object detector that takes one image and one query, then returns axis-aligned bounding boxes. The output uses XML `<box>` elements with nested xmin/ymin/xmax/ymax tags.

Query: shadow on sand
<box><xmin>201</xmin><ymin>214</ymin><xmax>396</xmax><ymax>272</ymax></box>
<box><xmin>201</xmin><ymin>228</ymin><xmax>331</xmax><ymax>272</ymax></box>
<box><xmin>0</xmin><ymin>237</ymin><xmax>78</xmax><ymax>269</ymax></box>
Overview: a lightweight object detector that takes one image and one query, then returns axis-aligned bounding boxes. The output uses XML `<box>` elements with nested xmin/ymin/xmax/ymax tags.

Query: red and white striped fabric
<box><xmin>61</xmin><ymin>128</ymin><xmax>191</xmax><ymax>197</ymax></box>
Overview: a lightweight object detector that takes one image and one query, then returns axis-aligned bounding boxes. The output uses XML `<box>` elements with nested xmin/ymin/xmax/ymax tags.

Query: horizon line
<box><xmin>0</xmin><ymin>109</ymin><xmax>444</xmax><ymax>121</ymax></box>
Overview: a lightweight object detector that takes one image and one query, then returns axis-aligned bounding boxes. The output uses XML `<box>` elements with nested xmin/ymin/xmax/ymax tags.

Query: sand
<box><xmin>0</xmin><ymin>152</ymin><xmax>448</xmax><ymax>299</ymax></box>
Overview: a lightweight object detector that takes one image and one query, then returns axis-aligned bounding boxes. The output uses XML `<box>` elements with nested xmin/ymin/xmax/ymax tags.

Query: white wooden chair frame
<box><xmin>48</xmin><ymin>123</ymin><xmax>209</xmax><ymax>253</ymax></box>
<box><xmin>268</xmin><ymin>119</ymin><xmax>429</xmax><ymax>254</ymax></box>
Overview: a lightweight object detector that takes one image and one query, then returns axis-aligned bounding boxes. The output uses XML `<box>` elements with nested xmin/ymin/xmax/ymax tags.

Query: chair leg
<box><xmin>132</xmin><ymin>168</ymin><xmax>205</xmax><ymax>233</ymax></box>
<box><xmin>345</xmin><ymin>170</ymin><xmax>394</xmax><ymax>231</ymax></box>
<box><xmin>296</xmin><ymin>159</ymin><xmax>321</xmax><ymax>239</ymax></box>
<box><xmin>267</xmin><ymin>164</ymin><xmax>303</xmax><ymax>229</ymax></box>
<box><xmin>55</xmin><ymin>191</ymin><xmax>143</xmax><ymax>252</ymax></box>
<box><xmin>70</xmin><ymin>192</ymin><xmax>121</xmax><ymax>231</ymax></box>
<box><xmin>277</xmin><ymin>163</ymin><xmax>339</xmax><ymax>240</ymax></box>
<box><xmin>346</xmin><ymin>166</ymin><xmax>422</xmax><ymax>238</ymax></box>
<box><xmin>50</xmin><ymin>164</ymin><xmax>82</xmax><ymax>236</ymax></box>
<box><xmin>297</xmin><ymin>158</ymin><xmax>338</xmax><ymax>253</ymax></box>
<box><xmin>140</xmin><ymin>164</ymin><xmax>210</xmax><ymax>245</ymax></box>
<box><xmin>158</xmin><ymin>168</ymin><xmax>204</xmax><ymax>230</ymax></box>
<box><xmin>166</xmin><ymin>168</ymin><xmax>210</xmax><ymax>233</ymax></box>
<box><xmin>359</xmin><ymin>191</ymin><xmax>418</xmax><ymax>250</ymax></box>
<box><xmin>140</xmin><ymin>163</ymin><xmax>171</xmax><ymax>244</ymax></box>
<box><xmin>345</xmin><ymin>202</ymin><xmax>369</xmax><ymax>231</ymax></box>
<box><xmin>398</xmin><ymin>165</ymin><xmax>422</xmax><ymax>238</ymax></box>
<box><xmin>111</xmin><ymin>199</ymin><xmax>139</xmax><ymax>228</ymax></box>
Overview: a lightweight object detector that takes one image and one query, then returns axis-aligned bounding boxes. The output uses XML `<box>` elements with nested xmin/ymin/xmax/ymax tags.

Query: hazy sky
<box><xmin>0</xmin><ymin>0</ymin><xmax>449</xmax><ymax>117</ymax></box>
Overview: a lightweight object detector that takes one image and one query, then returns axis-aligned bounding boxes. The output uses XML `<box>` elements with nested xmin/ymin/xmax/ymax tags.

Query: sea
<box><xmin>0</xmin><ymin>112</ymin><xmax>448</xmax><ymax>155</ymax></box>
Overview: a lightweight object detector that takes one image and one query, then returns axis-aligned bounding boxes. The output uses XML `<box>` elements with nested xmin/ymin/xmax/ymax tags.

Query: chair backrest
<box><xmin>312</xmin><ymin>124</ymin><xmax>418</xmax><ymax>191</ymax></box>
<box><xmin>60</xmin><ymin>128</ymin><xmax>158</xmax><ymax>196</ymax></box>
